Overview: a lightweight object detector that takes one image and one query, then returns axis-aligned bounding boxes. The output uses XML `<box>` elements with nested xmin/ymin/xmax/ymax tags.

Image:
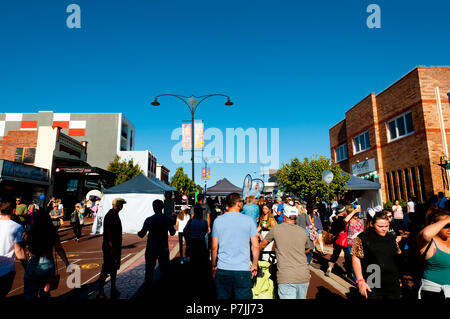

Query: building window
<box><xmin>335</xmin><ymin>144</ymin><xmax>348</xmax><ymax>162</ymax></box>
<box><xmin>411</xmin><ymin>167</ymin><xmax>419</xmax><ymax>199</ymax></box>
<box><xmin>387</xmin><ymin>111</ymin><xmax>414</xmax><ymax>142</ymax></box>
<box><xmin>418</xmin><ymin>165</ymin><xmax>426</xmax><ymax>202</ymax></box>
<box><xmin>398</xmin><ymin>170</ymin><xmax>405</xmax><ymax>200</ymax></box>
<box><xmin>353</xmin><ymin>131</ymin><xmax>370</xmax><ymax>154</ymax></box>
<box><xmin>14</xmin><ymin>147</ymin><xmax>36</xmax><ymax>164</ymax></box>
<box><xmin>392</xmin><ymin>171</ymin><xmax>398</xmax><ymax>201</ymax></box>
<box><xmin>404</xmin><ymin>168</ymin><xmax>412</xmax><ymax>200</ymax></box>
<box><xmin>386</xmin><ymin>172</ymin><xmax>393</xmax><ymax>202</ymax></box>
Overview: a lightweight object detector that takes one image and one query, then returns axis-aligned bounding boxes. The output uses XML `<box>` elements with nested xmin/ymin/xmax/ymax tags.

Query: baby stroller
<box><xmin>252</xmin><ymin>251</ymin><xmax>278</xmax><ymax>299</ymax></box>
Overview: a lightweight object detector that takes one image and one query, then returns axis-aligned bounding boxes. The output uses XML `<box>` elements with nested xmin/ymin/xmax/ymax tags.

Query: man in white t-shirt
<box><xmin>0</xmin><ymin>202</ymin><xmax>27</xmax><ymax>298</ymax></box>
<box><xmin>272</xmin><ymin>198</ymin><xmax>281</xmax><ymax>215</ymax></box>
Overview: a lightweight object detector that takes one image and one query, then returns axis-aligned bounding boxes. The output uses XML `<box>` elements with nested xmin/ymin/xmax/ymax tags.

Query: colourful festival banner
<box><xmin>182</xmin><ymin>123</ymin><xmax>191</xmax><ymax>149</ymax></box>
<box><xmin>182</xmin><ymin>121</ymin><xmax>204</xmax><ymax>150</ymax></box>
<box><xmin>194</xmin><ymin>122</ymin><xmax>204</xmax><ymax>149</ymax></box>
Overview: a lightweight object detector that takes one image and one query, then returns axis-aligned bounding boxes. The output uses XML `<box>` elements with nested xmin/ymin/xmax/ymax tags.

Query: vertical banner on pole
<box><xmin>182</xmin><ymin>121</ymin><xmax>204</xmax><ymax>150</ymax></box>
<box><xmin>206</xmin><ymin>168</ymin><xmax>210</xmax><ymax>179</ymax></box>
<box><xmin>194</xmin><ymin>121</ymin><xmax>204</xmax><ymax>149</ymax></box>
<box><xmin>202</xmin><ymin>168</ymin><xmax>206</xmax><ymax>179</ymax></box>
<box><xmin>182</xmin><ymin>123</ymin><xmax>191</xmax><ymax>149</ymax></box>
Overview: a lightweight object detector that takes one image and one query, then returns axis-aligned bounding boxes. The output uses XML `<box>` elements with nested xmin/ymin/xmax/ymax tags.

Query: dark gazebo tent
<box><xmin>206</xmin><ymin>178</ymin><xmax>243</xmax><ymax>195</ymax></box>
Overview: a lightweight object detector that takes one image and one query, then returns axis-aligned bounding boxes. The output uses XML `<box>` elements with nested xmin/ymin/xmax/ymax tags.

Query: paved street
<box><xmin>7</xmin><ymin>223</ymin><xmax>353</xmax><ymax>300</ymax></box>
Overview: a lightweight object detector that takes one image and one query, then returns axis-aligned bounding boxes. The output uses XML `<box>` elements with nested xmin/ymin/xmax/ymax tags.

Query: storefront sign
<box><xmin>55</xmin><ymin>167</ymin><xmax>94</xmax><ymax>174</ymax></box>
<box><xmin>352</xmin><ymin>158</ymin><xmax>376</xmax><ymax>175</ymax></box>
<box><xmin>0</xmin><ymin>160</ymin><xmax>49</xmax><ymax>182</ymax></box>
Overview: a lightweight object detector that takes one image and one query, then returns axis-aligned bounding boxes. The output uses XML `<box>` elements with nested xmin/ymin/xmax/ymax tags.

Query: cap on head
<box><xmin>284</xmin><ymin>206</ymin><xmax>298</xmax><ymax>219</ymax></box>
<box><xmin>337</xmin><ymin>204</ymin><xmax>346</xmax><ymax>213</ymax></box>
<box><xmin>289</xmin><ymin>200</ymin><xmax>294</xmax><ymax>206</ymax></box>
<box><xmin>112</xmin><ymin>198</ymin><xmax>127</xmax><ymax>206</ymax></box>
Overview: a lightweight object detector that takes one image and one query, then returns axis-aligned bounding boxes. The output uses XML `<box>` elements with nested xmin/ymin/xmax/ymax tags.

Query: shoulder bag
<box><xmin>335</xmin><ymin>222</ymin><xmax>349</xmax><ymax>248</ymax></box>
<box><xmin>304</xmin><ymin>214</ymin><xmax>319</xmax><ymax>241</ymax></box>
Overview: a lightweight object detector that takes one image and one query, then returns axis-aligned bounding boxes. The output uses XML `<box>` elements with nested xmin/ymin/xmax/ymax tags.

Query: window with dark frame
<box><xmin>14</xmin><ymin>147</ymin><xmax>36</xmax><ymax>164</ymax></box>
<box><xmin>386</xmin><ymin>172</ymin><xmax>393</xmax><ymax>202</ymax></box>
<box><xmin>404</xmin><ymin>168</ymin><xmax>412</xmax><ymax>200</ymax></box>
<box><xmin>418</xmin><ymin>165</ymin><xmax>427</xmax><ymax>202</ymax></box>
<box><xmin>336</xmin><ymin>143</ymin><xmax>348</xmax><ymax>162</ymax></box>
<box><xmin>392</xmin><ymin>171</ymin><xmax>398</xmax><ymax>201</ymax></box>
<box><xmin>411</xmin><ymin>167</ymin><xmax>419</xmax><ymax>200</ymax></box>
<box><xmin>398</xmin><ymin>170</ymin><xmax>405</xmax><ymax>200</ymax></box>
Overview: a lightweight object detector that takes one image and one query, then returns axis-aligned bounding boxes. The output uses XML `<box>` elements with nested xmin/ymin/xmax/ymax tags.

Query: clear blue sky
<box><xmin>1</xmin><ymin>0</ymin><xmax>450</xmax><ymax>188</ymax></box>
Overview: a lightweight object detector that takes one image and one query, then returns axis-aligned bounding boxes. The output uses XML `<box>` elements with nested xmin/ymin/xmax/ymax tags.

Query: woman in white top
<box><xmin>176</xmin><ymin>206</ymin><xmax>191</xmax><ymax>264</ymax></box>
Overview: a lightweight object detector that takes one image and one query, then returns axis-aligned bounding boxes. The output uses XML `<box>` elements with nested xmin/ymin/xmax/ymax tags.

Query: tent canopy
<box><xmin>93</xmin><ymin>174</ymin><xmax>174</xmax><ymax>234</ymax></box>
<box><xmin>104</xmin><ymin>173</ymin><xmax>175</xmax><ymax>194</ymax></box>
<box><xmin>345</xmin><ymin>175</ymin><xmax>381</xmax><ymax>190</ymax></box>
<box><xmin>207</xmin><ymin>178</ymin><xmax>242</xmax><ymax>195</ymax></box>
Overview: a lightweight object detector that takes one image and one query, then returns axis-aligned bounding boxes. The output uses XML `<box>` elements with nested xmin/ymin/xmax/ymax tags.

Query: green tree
<box><xmin>170</xmin><ymin>167</ymin><xmax>198</xmax><ymax>196</ymax></box>
<box><xmin>107</xmin><ymin>155</ymin><xmax>144</xmax><ymax>186</ymax></box>
<box><xmin>277</xmin><ymin>154</ymin><xmax>350</xmax><ymax>205</ymax></box>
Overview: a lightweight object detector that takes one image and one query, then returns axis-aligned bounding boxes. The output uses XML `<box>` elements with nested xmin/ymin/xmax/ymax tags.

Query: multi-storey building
<box><xmin>0</xmin><ymin>111</ymin><xmax>135</xmax><ymax>170</ymax></box>
<box><xmin>118</xmin><ymin>150</ymin><xmax>157</xmax><ymax>178</ymax></box>
<box><xmin>329</xmin><ymin>67</ymin><xmax>450</xmax><ymax>203</ymax></box>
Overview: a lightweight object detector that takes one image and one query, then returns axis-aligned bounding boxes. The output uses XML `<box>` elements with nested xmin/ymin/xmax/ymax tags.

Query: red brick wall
<box><xmin>329</xmin><ymin>67</ymin><xmax>450</xmax><ymax>203</ymax></box>
<box><xmin>329</xmin><ymin>119</ymin><xmax>350</xmax><ymax>172</ymax></box>
<box><xmin>418</xmin><ymin>67</ymin><xmax>450</xmax><ymax>197</ymax></box>
<box><xmin>0</xmin><ymin>131</ymin><xmax>38</xmax><ymax>162</ymax></box>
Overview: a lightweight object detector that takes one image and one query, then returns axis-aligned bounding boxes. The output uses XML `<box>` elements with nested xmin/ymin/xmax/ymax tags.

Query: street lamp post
<box><xmin>151</xmin><ymin>94</ymin><xmax>233</xmax><ymax>185</ymax></box>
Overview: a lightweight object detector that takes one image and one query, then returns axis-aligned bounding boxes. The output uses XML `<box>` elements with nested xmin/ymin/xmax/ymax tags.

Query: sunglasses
<box><xmin>444</xmin><ymin>224</ymin><xmax>450</xmax><ymax>229</ymax></box>
<box><xmin>387</xmin><ymin>215</ymin><xmax>393</xmax><ymax>218</ymax></box>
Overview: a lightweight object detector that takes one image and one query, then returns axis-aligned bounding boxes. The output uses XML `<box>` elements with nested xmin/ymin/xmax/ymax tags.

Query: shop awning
<box><xmin>0</xmin><ymin>160</ymin><xmax>50</xmax><ymax>186</ymax></box>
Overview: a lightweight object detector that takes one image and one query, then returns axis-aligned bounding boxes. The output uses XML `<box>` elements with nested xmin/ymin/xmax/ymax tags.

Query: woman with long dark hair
<box><xmin>352</xmin><ymin>210</ymin><xmax>402</xmax><ymax>299</ymax></box>
<box><xmin>24</xmin><ymin>210</ymin><xmax>69</xmax><ymax>299</ymax></box>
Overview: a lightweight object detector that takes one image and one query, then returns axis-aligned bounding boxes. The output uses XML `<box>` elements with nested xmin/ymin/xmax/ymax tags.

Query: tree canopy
<box><xmin>107</xmin><ymin>155</ymin><xmax>144</xmax><ymax>186</ymax></box>
<box><xmin>277</xmin><ymin>155</ymin><xmax>349</xmax><ymax>204</ymax></box>
<box><xmin>170</xmin><ymin>167</ymin><xmax>201</xmax><ymax>196</ymax></box>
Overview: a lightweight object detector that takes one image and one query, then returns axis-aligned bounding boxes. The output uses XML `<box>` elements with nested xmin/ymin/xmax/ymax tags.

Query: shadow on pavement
<box><xmin>134</xmin><ymin>257</ymin><xmax>216</xmax><ymax>300</ymax></box>
<box><xmin>315</xmin><ymin>286</ymin><xmax>346</xmax><ymax>300</ymax></box>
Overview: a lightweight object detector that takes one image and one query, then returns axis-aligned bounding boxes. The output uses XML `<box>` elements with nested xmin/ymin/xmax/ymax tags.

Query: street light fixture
<box><xmin>151</xmin><ymin>94</ymin><xmax>233</xmax><ymax>186</ymax></box>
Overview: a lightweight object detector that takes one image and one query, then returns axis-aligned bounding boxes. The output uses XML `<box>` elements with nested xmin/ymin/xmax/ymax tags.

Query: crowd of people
<box><xmin>167</xmin><ymin>193</ymin><xmax>449</xmax><ymax>300</ymax></box>
<box><xmin>0</xmin><ymin>195</ymin><xmax>100</xmax><ymax>299</ymax></box>
<box><xmin>1</xmin><ymin>190</ymin><xmax>449</xmax><ymax>301</ymax></box>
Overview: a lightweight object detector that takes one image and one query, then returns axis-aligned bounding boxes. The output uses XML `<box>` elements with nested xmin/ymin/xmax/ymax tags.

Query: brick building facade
<box><xmin>329</xmin><ymin>67</ymin><xmax>450</xmax><ymax>203</ymax></box>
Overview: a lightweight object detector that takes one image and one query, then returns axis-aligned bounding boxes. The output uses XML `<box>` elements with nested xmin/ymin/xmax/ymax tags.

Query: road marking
<box><xmin>80</xmin><ymin>253</ymin><xmax>133</xmax><ymax>286</ymax></box>
<box><xmin>81</xmin><ymin>263</ymin><xmax>100</xmax><ymax>269</ymax></box>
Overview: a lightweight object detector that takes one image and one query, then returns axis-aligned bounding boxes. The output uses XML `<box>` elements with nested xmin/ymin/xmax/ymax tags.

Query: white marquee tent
<box><xmin>91</xmin><ymin>174</ymin><xmax>175</xmax><ymax>234</ymax></box>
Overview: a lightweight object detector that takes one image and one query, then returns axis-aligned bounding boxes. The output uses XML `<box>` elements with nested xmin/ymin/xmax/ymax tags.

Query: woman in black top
<box><xmin>24</xmin><ymin>211</ymin><xmax>69</xmax><ymax>299</ymax></box>
<box><xmin>352</xmin><ymin>210</ymin><xmax>402</xmax><ymax>299</ymax></box>
<box><xmin>326</xmin><ymin>204</ymin><xmax>360</xmax><ymax>277</ymax></box>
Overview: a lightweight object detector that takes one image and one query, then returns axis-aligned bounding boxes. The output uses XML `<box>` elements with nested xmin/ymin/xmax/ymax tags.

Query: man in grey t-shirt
<box><xmin>260</xmin><ymin>207</ymin><xmax>311</xmax><ymax>299</ymax></box>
